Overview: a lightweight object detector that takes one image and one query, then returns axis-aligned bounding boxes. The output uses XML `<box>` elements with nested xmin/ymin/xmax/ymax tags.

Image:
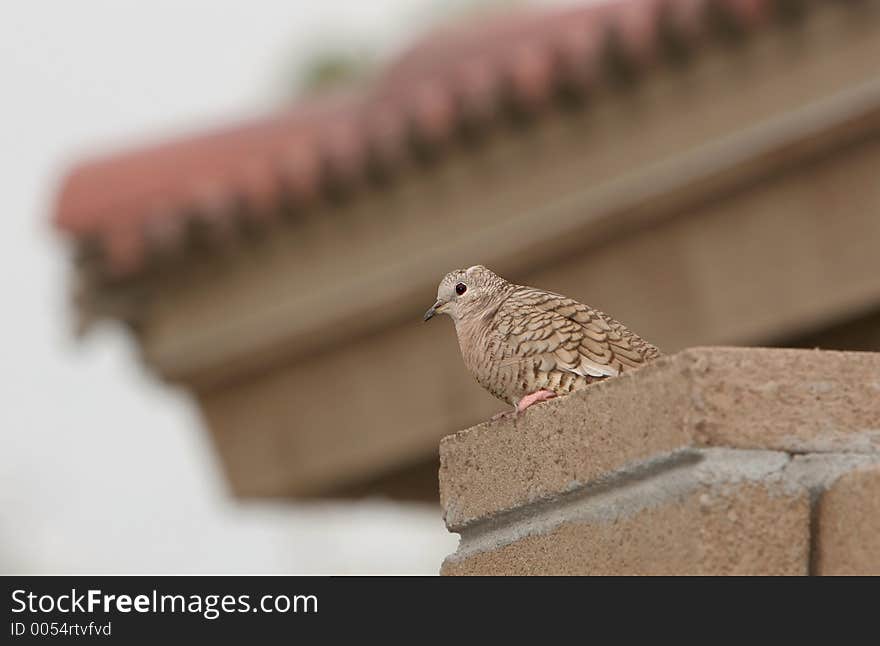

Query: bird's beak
<box><xmin>424</xmin><ymin>299</ymin><xmax>444</xmax><ymax>322</ymax></box>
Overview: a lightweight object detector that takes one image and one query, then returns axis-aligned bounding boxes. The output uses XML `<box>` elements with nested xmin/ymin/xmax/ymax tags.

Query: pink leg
<box><xmin>491</xmin><ymin>390</ymin><xmax>557</xmax><ymax>421</ymax></box>
<box><xmin>516</xmin><ymin>389</ymin><xmax>557</xmax><ymax>413</ymax></box>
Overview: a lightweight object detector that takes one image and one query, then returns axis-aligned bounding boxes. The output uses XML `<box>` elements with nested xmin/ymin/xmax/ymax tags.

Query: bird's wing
<box><xmin>496</xmin><ymin>286</ymin><xmax>660</xmax><ymax>378</ymax></box>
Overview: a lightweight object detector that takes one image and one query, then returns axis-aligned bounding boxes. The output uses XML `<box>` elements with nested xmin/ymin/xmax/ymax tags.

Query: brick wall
<box><xmin>439</xmin><ymin>348</ymin><xmax>880</xmax><ymax>575</ymax></box>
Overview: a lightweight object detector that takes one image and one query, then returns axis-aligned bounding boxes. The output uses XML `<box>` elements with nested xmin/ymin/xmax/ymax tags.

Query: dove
<box><xmin>424</xmin><ymin>265</ymin><xmax>661</xmax><ymax>419</ymax></box>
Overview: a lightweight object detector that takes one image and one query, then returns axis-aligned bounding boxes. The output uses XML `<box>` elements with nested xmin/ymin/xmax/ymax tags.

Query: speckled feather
<box><xmin>432</xmin><ymin>266</ymin><xmax>661</xmax><ymax>407</ymax></box>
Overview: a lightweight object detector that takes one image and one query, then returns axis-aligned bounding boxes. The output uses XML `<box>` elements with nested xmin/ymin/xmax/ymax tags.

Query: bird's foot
<box><xmin>491</xmin><ymin>390</ymin><xmax>557</xmax><ymax>422</ymax></box>
<box><xmin>517</xmin><ymin>389</ymin><xmax>557</xmax><ymax>413</ymax></box>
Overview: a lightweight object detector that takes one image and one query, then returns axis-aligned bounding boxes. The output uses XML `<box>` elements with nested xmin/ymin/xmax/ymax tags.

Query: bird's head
<box><xmin>424</xmin><ymin>265</ymin><xmax>509</xmax><ymax>323</ymax></box>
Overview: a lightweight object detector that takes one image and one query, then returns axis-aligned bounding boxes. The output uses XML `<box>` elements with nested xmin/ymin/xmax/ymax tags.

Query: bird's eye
<box><xmin>455</xmin><ymin>283</ymin><xmax>467</xmax><ymax>296</ymax></box>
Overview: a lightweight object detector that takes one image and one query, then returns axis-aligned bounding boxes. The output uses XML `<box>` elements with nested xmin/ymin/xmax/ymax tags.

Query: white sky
<box><xmin>0</xmin><ymin>0</ymin><xmax>491</xmax><ymax>574</ymax></box>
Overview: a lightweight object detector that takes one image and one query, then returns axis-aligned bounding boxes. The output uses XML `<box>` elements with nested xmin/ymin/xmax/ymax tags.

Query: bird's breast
<box><xmin>455</xmin><ymin>317</ymin><xmax>517</xmax><ymax>403</ymax></box>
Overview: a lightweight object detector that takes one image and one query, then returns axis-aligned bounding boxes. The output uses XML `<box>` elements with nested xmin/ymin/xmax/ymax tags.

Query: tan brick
<box><xmin>688</xmin><ymin>348</ymin><xmax>880</xmax><ymax>454</ymax></box>
<box><xmin>440</xmin><ymin>347</ymin><xmax>880</xmax><ymax>529</ymax></box>
<box><xmin>440</xmin><ymin>353</ymin><xmax>694</xmax><ymax>530</ymax></box>
<box><xmin>442</xmin><ymin>450</ymin><xmax>811</xmax><ymax>575</ymax></box>
<box><xmin>814</xmin><ymin>465</ymin><xmax>880</xmax><ymax>575</ymax></box>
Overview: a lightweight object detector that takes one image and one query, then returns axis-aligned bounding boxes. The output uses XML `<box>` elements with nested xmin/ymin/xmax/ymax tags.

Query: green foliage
<box><xmin>298</xmin><ymin>50</ymin><xmax>372</xmax><ymax>94</ymax></box>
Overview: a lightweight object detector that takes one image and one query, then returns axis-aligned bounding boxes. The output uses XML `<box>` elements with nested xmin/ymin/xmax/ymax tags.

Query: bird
<box><xmin>424</xmin><ymin>265</ymin><xmax>661</xmax><ymax>419</ymax></box>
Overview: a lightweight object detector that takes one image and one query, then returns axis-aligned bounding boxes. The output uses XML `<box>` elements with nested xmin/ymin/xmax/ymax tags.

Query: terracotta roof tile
<box><xmin>54</xmin><ymin>0</ymin><xmax>812</xmax><ymax>278</ymax></box>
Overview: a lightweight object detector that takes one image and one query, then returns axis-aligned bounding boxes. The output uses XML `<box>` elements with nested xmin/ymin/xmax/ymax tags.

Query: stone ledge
<box><xmin>442</xmin><ymin>448</ymin><xmax>815</xmax><ymax>575</ymax></box>
<box><xmin>814</xmin><ymin>464</ymin><xmax>880</xmax><ymax>575</ymax></box>
<box><xmin>440</xmin><ymin>347</ymin><xmax>880</xmax><ymax>531</ymax></box>
<box><xmin>440</xmin><ymin>448</ymin><xmax>880</xmax><ymax>575</ymax></box>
